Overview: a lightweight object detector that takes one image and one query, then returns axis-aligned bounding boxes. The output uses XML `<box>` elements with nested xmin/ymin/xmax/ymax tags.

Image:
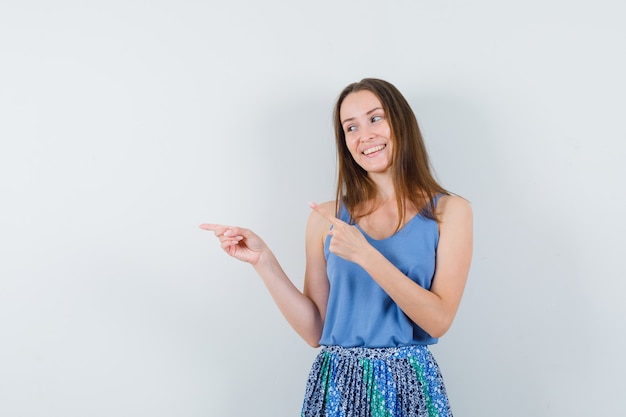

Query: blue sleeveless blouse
<box><xmin>319</xmin><ymin>201</ymin><xmax>440</xmax><ymax>348</ymax></box>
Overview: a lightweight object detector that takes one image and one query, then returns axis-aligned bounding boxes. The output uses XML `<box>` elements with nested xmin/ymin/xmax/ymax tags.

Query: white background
<box><xmin>1</xmin><ymin>1</ymin><xmax>625</xmax><ymax>416</ymax></box>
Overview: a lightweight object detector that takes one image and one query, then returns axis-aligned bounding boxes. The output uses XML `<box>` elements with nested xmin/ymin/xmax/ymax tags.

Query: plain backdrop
<box><xmin>1</xmin><ymin>1</ymin><xmax>625</xmax><ymax>416</ymax></box>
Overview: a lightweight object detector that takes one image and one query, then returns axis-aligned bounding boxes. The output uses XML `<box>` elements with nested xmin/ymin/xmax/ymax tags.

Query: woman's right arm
<box><xmin>200</xmin><ymin>206</ymin><xmax>330</xmax><ymax>347</ymax></box>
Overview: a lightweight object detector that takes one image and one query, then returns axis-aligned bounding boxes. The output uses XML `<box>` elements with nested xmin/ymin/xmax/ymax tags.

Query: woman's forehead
<box><xmin>340</xmin><ymin>90</ymin><xmax>383</xmax><ymax>120</ymax></box>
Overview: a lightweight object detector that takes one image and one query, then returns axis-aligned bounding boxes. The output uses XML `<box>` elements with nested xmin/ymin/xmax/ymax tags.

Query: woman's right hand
<box><xmin>199</xmin><ymin>224</ymin><xmax>267</xmax><ymax>265</ymax></box>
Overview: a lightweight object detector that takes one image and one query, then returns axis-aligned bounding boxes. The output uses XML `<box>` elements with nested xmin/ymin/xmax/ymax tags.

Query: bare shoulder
<box><xmin>436</xmin><ymin>195</ymin><xmax>473</xmax><ymax>224</ymax></box>
<box><xmin>435</xmin><ymin>195</ymin><xmax>473</xmax><ymax>261</ymax></box>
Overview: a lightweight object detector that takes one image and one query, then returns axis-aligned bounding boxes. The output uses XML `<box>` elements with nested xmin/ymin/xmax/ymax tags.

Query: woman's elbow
<box><xmin>426</xmin><ymin>316</ymin><xmax>455</xmax><ymax>339</ymax></box>
<box><xmin>300</xmin><ymin>328</ymin><xmax>322</xmax><ymax>348</ymax></box>
<box><xmin>307</xmin><ymin>340</ymin><xmax>321</xmax><ymax>348</ymax></box>
<box><xmin>303</xmin><ymin>333</ymin><xmax>321</xmax><ymax>347</ymax></box>
<box><xmin>428</xmin><ymin>327</ymin><xmax>450</xmax><ymax>339</ymax></box>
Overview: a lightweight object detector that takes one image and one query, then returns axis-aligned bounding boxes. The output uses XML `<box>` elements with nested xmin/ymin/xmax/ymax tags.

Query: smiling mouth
<box><xmin>363</xmin><ymin>144</ymin><xmax>386</xmax><ymax>155</ymax></box>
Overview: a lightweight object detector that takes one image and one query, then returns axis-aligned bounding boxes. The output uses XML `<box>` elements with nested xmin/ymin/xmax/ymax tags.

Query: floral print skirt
<box><xmin>301</xmin><ymin>345</ymin><xmax>452</xmax><ymax>417</ymax></box>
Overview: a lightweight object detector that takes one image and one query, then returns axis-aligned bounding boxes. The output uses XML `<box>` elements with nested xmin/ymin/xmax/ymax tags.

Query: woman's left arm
<box><xmin>370</xmin><ymin>196</ymin><xmax>473</xmax><ymax>337</ymax></box>
<box><xmin>310</xmin><ymin>196</ymin><xmax>473</xmax><ymax>338</ymax></box>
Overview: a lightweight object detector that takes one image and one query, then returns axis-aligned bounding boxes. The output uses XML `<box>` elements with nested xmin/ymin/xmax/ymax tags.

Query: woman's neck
<box><xmin>368</xmin><ymin>172</ymin><xmax>395</xmax><ymax>200</ymax></box>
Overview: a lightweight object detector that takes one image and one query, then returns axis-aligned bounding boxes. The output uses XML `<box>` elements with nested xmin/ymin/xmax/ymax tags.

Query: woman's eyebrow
<box><xmin>341</xmin><ymin>107</ymin><xmax>384</xmax><ymax>125</ymax></box>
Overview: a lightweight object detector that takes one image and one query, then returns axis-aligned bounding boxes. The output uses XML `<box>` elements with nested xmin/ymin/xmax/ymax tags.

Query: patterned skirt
<box><xmin>301</xmin><ymin>345</ymin><xmax>452</xmax><ymax>417</ymax></box>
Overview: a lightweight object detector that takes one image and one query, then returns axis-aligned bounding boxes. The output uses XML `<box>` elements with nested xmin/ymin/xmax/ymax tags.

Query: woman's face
<box><xmin>340</xmin><ymin>90</ymin><xmax>393</xmax><ymax>175</ymax></box>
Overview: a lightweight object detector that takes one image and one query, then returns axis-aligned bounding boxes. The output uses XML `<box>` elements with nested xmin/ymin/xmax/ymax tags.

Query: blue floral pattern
<box><xmin>302</xmin><ymin>345</ymin><xmax>452</xmax><ymax>417</ymax></box>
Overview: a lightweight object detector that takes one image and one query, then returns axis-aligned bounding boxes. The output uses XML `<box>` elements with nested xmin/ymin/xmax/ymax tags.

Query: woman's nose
<box><xmin>360</xmin><ymin>127</ymin><xmax>374</xmax><ymax>142</ymax></box>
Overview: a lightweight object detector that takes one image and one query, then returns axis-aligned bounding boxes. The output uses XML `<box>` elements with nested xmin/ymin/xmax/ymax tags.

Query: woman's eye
<box><xmin>371</xmin><ymin>115</ymin><xmax>382</xmax><ymax>123</ymax></box>
<box><xmin>346</xmin><ymin>125</ymin><xmax>356</xmax><ymax>132</ymax></box>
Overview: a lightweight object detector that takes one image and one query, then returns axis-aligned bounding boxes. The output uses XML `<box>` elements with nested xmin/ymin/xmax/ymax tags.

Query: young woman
<box><xmin>201</xmin><ymin>78</ymin><xmax>473</xmax><ymax>416</ymax></box>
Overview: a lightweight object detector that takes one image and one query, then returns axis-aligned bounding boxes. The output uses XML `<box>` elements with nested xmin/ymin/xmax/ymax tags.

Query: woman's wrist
<box><xmin>355</xmin><ymin>242</ymin><xmax>380</xmax><ymax>269</ymax></box>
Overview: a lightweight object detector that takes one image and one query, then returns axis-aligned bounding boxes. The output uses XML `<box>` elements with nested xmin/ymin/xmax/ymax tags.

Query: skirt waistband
<box><xmin>321</xmin><ymin>344</ymin><xmax>431</xmax><ymax>360</ymax></box>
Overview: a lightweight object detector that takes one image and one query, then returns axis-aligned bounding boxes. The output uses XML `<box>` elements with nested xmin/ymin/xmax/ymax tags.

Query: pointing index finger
<box><xmin>308</xmin><ymin>202</ymin><xmax>342</xmax><ymax>226</ymax></box>
<box><xmin>199</xmin><ymin>223</ymin><xmax>230</xmax><ymax>236</ymax></box>
<box><xmin>199</xmin><ymin>223</ymin><xmax>219</xmax><ymax>231</ymax></box>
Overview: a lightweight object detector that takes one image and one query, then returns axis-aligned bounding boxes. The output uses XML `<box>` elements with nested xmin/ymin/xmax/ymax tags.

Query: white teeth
<box><xmin>363</xmin><ymin>144</ymin><xmax>385</xmax><ymax>155</ymax></box>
